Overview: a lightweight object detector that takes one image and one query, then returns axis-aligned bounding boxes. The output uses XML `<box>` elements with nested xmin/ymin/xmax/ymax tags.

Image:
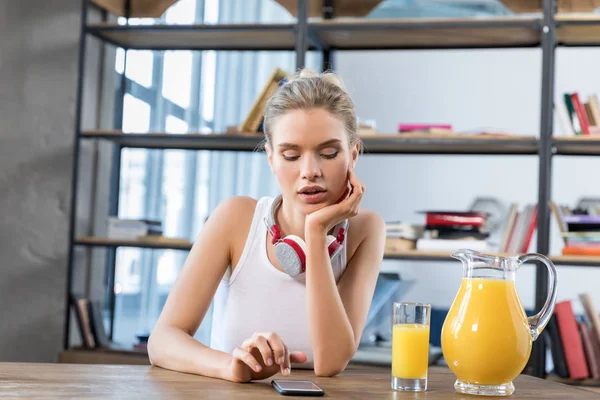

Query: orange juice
<box><xmin>441</xmin><ymin>278</ymin><xmax>532</xmax><ymax>385</ymax></box>
<box><xmin>392</xmin><ymin>324</ymin><xmax>430</xmax><ymax>379</ymax></box>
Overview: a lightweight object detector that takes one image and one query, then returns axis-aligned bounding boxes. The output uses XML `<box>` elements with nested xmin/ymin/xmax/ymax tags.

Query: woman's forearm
<box><xmin>148</xmin><ymin>325</ymin><xmax>232</xmax><ymax>380</ymax></box>
<box><xmin>305</xmin><ymin>231</ymin><xmax>356</xmax><ymax>376</ymax></box>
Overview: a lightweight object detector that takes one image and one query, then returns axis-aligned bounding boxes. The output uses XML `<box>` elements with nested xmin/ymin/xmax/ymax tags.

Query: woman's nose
<box><xmin>300</xmin><ymin>154</ymin><xmax>322</xmax><ymax>180</ymax></box>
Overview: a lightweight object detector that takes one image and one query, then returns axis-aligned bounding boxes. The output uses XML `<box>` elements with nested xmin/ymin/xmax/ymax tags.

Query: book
<box><xmin>398</xmin><ymin>123</ymin><xmax>453</xmax><ymax>133</ymax></box>
<box><xmin>238</xmin><ymin>67</ymin><xmax>290</xmax><ymax>133</ymax></box>
<box><xmin>556</xmin><ymin>99</ymin><xmax>575</xmax><ymax>136</ymax></box>
<box><xmin>564</xmin><ymin>93</ymin><xmax>582</xmax><ymax>136</ymax></box>
<box><xmin>579</xmin><ymin>322</ymin><xmax>600</xmax><ymax>379</ymax></box>
<box><xmin>554</xmin><ymin>300</ymin><xmax>589</xmax><ymax>379</ymax></box>
<box><xmin>570</xmin><ymin>93</ymin><xmax>591</xmax><ymax>136</ymax></box>
<box><xmin>589</xmin><ymin>95</ymin><xmax>600</xmax><ymax>127</ymax></box>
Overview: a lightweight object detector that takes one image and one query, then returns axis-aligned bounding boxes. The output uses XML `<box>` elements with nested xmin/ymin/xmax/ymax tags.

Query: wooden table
<box><xmin>0</xmin><ymin>363</ymin><xmax>596</xmax><ymax>399</ymax></box>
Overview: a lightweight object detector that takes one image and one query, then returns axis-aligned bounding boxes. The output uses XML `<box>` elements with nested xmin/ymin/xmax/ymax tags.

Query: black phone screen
<box><xmin>272</xmin><ymin>379</ymin><xmax>324</xmax><ymax>396</ymax></box>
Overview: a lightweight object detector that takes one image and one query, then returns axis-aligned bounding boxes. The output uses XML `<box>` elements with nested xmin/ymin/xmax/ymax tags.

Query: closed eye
<box><xmin>322</xmin><ymin>151</ymin><xmax>338</xmax><ymax>159</ymax></box>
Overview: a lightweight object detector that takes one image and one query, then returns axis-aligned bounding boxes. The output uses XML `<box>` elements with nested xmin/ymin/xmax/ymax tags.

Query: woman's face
<box><xmin>267</xmin><ymin>108</ymin><xmax>359</xmax><ymax>215</ymax></box>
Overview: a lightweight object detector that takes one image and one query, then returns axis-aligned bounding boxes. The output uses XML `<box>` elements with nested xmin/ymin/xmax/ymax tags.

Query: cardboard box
<box><xmin>90</xmin><ymin>0</ymin><xmax>179</xmax><ymax>18</ymax></box>
<box><xmin>275</xmin><ymin>0</ymin><xmax>383</xmax><ymax>18</ymax></box>
<box><xmin>499</xmin><ymin>0</ymin><xmax>600</xmax><ymax>13</ymax></box>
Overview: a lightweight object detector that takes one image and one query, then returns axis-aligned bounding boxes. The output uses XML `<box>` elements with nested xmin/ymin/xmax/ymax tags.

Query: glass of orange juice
<box><xmin>391</xmin><ymin>302</ymin><xmax>431</xmax><ymax>392</ymax></box>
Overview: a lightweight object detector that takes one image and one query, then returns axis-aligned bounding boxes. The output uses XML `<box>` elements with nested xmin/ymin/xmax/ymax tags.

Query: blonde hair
<box><xmin>262</xmin><ymin>68</ymin><xmax>360</xmax><ymax>151</ymax></box>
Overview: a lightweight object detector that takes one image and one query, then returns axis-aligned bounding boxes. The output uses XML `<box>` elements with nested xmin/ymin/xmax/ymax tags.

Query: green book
<box><xmin>564</xmin><ymin>93</ymin><xmax>582</xmax><ymax>135</ymax></box>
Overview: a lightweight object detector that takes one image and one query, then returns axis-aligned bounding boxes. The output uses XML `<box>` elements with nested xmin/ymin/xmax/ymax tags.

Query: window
<box><xmin>112</xmin><ymin>0</ymin><xmax>213</xmax><ymax>346</ymax></box>
<box><xmin>110</xmin><ymin>0</ymin><xmax>302</xmax><ymax>348</ymax></box>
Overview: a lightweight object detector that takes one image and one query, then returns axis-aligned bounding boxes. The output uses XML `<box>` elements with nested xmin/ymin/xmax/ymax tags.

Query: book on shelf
<box><xmin>397</xmin><ymin>124</ymin><xmax>453</xmax><ymax>135</ymax></box>
<box><xmin>237</xmin><ymin>67</ymin><xmax>290</xmax><ymax>134</ymax></box>
<box><xmin>551</xmin><ymin>200</ymin><xmax>600</xmax><ymax>255</ymax></box>
<box><xmin>546</xmin><ymin>294</ymin><xmax>600</xmax><ymax>382</ymax></box>
<box><xmin>555</xmin><ymin>92</ymin><xmax>600</xmax><ymax>137</ymax></box>
<box><xmin>384</xmin><ymin>203</ymin><xmax>538</xmax><ymax>256</ymax></box>
<box><xmin>395</xmin><ymin>123</ymin><xmax>527</xmax><ymax>138</ymax></box>
<box><xmin>107</xmin><ymin>217</ymin><xmax>162</xmax><ymax>239</ymax></box>
<box><xmin>497</xmin><ymin>203</ymin><xmax>538</xmax><ymax>255</ymax></box>
<box><xmin>70</xmin><ymin>295</ymin><xmax>110</xmax><ymax>350</ymax></box>
<box><xmin>385</xmin><ymin>210</ymin><xmax>494</xmax><ymax>254</ymax></box>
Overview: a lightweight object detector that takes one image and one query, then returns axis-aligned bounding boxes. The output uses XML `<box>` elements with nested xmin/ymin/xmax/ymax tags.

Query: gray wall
<box><xmin>0</xmin><ymin>0</ymin><xmax>102</xmax><ymax>361</ymax></box>
<box><xmin>337</xmin><ymin>47</ymin><xmax>600</xmax><ymax>316</ymax></box>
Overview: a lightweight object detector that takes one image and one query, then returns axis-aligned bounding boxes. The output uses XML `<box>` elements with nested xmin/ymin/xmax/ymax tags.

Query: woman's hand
<box><xmin>305</xmin><ymin>168</ymin><xmax>365</xmax><ymax>236</ymax></box>
<box><xmin>223</xmin><ymin>332</ymin><xmax>308</xmax><ymax>383</ymax></box>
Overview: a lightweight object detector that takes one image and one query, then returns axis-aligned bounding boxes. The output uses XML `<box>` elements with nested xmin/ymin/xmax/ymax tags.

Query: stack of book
<box><xmin>497</xmin><ymin>203</ymin><xmax>538</xmax><ymax>255</ymax></box>
<box><xmin>546</xmin><ymin>293</ymin><xmax>600</xmax><ymax>381</ymax></box>
<box><xmin>384</xmin><ymin>222</ymin><xmax>424</xmax><ymax>253</ymax></box>
<box><xmin>415</xmin><ymin>210</ymin><xmax>490</xmax><ymax>252</ymax></box>
<box><xmin>107</xmin><ymin>217</ymin><xmax>163</xmax><ymax>240</ymax></box>
<box><xmin>555</xmin><ymin>92</ymin><xmax>600</xmax><ymax>136</ymax></box>
<box><xmin>551</xmin><ymin>201</ymin><xmax>600</xmax><ymax>256</ymax></box>
<box><xmin>397</xmin><ymin>123</ymin><xmax>453</xmax><ymax>135</ymax></box>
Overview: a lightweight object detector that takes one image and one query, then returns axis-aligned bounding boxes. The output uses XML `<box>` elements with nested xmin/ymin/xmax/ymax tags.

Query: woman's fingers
<box><xmin>281</xmin><ymin>344</ymin><xmax>291</xmax><ymax>376</ymax></box>
<box><xmin>233</xmin><ymin>346</ymin><xmax>262</xmax><ymax>373</ymax></box>
<box><xmin>345</xmin><ymin>171</ymin><xmax>365</xmax><ymax>216</ymax></box>
<box><xmin>290</xmin><ymin>351</ymin><xmax>308</xmax><ymax>364</ymax></box>
<box><xmin>242</xmin><ymin>333</ymin><xmax>302</xmax><ymax>377</ymax></box>
<box><xmin>263</xmin><ymin>332</ymin><xmax>286</xmax><ymax>367</ymax></box>
<box><xmin>251</xmin><ymin>333</ymin><xmax>274</xmax><ymax>366</ymax></box>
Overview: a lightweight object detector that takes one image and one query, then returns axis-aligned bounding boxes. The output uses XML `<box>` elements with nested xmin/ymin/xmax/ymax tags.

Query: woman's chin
<box><xmin>300</xmin><ymin>201</ymin><xmax>328</xmax><ymax>214</ymax></box>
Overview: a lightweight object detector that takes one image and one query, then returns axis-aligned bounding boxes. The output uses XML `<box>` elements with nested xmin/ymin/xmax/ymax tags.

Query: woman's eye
<box><xmin>322</xmin><ymin>151</ymin><xmax>338</xmax><ymax>159</ymax></box>
<box><xmin>282</xmin><ymin>154</ymin><xmax>299</xmax><ymax>161</ymax></box>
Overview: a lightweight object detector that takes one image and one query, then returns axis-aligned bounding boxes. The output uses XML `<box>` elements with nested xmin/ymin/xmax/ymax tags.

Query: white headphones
<box><xmin>264</xmin><ymin>195</ymin><xmax>347</xmax><ymax>277</ymax></box>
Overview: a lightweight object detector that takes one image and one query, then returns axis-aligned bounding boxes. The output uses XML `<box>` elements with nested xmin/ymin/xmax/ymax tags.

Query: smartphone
<box><xmin>271</xmin><ymin>379</ymin><xmax>325</xmax><ymax>396</ymax></box>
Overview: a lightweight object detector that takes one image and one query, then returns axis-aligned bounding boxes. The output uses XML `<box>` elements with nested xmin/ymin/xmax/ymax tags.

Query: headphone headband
<box><xmin>264</xmin><ymin>195</ymin><xmax>348</xmax><ymax>244</ymax></box>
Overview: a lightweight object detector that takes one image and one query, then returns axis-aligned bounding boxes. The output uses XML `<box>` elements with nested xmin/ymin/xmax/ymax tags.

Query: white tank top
<box><xmin>209</xmin><ymin>196</ymin><xmax>348</xmax><ymax>369</ymax></box>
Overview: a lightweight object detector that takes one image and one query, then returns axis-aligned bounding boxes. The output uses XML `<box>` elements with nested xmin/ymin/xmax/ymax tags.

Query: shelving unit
<box><xmin>66</xmin><ymin>0</ymin><xmax>600</xmax><ymax>383</ymax></box>
<box><xmin>82</xmin><ymin>129</ymin><xmax>539</xmax><ymax>154</ymax></box>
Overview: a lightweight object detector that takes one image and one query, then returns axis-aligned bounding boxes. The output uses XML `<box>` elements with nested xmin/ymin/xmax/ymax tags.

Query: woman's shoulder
<box><xmin>350</xmin><ymin>209</ymin><xmax>385</xmax><ymax>235</ymax></box>
<box><xmin>342</xmin><ymin>209</ymin><xmax>385</xmax><ymax>270</ymax></box>
<box><xmin>212</xmin><ymin>196</ymin><xmax>260</xmax><ymax>224</ymax></box>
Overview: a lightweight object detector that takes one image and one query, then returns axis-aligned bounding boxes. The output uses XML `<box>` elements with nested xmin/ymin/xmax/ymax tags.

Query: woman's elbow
<box><xmin>314</xmin><ymin>350</ymin><xmax>352</xmax><ymax>377</ymax></box>
<box><xmin>147</xmin><ymin>330</ymin><xmax>163</xmax><ymax>366</ymax></box>
<box><xmin>314</xmin><ymin>360</ymin><xmax>349</xmax><ymax>377</ymax></box>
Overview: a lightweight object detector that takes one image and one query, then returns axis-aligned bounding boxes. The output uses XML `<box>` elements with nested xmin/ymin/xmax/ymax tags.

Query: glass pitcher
<box><xmin>441</xmin><ymin>249</ymin><xmax>557</xmax><ymax>396</ymax></box>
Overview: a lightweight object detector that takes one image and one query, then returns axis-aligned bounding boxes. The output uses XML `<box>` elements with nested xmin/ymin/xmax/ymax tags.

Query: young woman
<box><xmin>147</xmin><ymin>68</ymin><xmax>386</xmax><ymax>383</ymax></box>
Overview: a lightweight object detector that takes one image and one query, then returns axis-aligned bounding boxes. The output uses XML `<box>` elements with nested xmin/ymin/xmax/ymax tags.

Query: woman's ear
<box><xmin>350</xmin><ymin>141</ymin><xmax>360</xmax><ymax>169</ymax></box>
<box><xmin>265</xmin><ymin>143</ymin><xmax>275</xmax><ymax>174</ymax></box>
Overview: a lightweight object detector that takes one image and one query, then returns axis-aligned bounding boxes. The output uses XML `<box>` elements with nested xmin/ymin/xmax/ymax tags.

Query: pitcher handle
<box><xmin>518</xmin><ymin>253</ymin><xmax>558</xmax><ymax>341</ymax></box>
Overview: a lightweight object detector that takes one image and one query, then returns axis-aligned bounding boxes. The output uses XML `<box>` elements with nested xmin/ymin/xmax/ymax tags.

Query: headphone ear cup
<box><xmin>275</xmin><ymin>235</ymin><xmax>307</xmax><ymax>277</ymax></box>
<box><xmin>327</xmin><ymin>235</ymin><xmax>343</xmax><ymax>259</ymax></box>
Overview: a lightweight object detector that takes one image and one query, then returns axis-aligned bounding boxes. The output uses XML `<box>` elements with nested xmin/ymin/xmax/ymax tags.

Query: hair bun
<box><xmin>294</xmin><ymin>67</ymin><xmax>346</xmax><ymax>91</ymax></box>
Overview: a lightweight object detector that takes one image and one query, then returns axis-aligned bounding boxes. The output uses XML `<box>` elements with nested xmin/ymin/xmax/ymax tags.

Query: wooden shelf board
<box><xmin>310</xmin><ymin>17</ymin><xmax>542</xmax><ymax>50</ymax></box>
<box><xmin>553</xmin><ymin>136</ymin><xmax>600</xmax><ymax>155</ymax></box>
<box><xmin>549</xmin><ymin>255</ymin><xmax>600</xmax><ymax>266</ymax></box>
<box><xmin>82</xmin><ymin>130</ymin><xmax>265</xmax><ymax>152</ymax></box>
<box><xmin>85</xmin><ymin>18</ymin><xmax>543</xmax><ymax>51</ymax></box>
<box><xmin>86</xmin><ymin>22</ymin><xmax>298</xmax><ymax>50</ymax></box>
<box><xmin>82</xmin><ymin>130</ymin><xmax>539</xmax><ymax>155</ymax></box>
<box><xmin>384</xmin><ymin>250</ymin><xmax>456</xmax><ymax>261</ymax></box>
<box><xmin>74</xmin><ymin>240</ymin><xmax>600</xmax><ymax>268</ymax></box>
<box><xmin>75</xmin><ymin>236</ymin><xmax>193</xmax><ymax>251</ymax></box>
<box><xmin>84</xmin><ymin>16</ymin><xmax>600</xmax><ymax>50</ymax></box>
<box><xmin>556</xmin><ymin>14</ymin><xmax>600</xmax><ymax>45</ymax></box>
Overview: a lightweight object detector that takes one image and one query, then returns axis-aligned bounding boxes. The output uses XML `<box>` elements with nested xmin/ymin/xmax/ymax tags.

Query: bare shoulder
<box><xmin>350</xmin><ymin>209</ymin><xmax>386</xmax><ymax>238</ymax></box>
<box><xmin>346</xmin><ymin>209</ymin><xmax>386</xmax><ymax>259</ymax></box>
<box><xmin>210</xmin><ymin>195</ymin><xmax>258</xmax><ymax>228</ymax></box>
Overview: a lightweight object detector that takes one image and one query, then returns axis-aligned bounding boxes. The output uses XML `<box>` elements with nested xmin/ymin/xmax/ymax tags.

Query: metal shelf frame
<box><xmin>65</xmin><ymin>0</ymin><xmax>600</xmax><ymax>380</ymax></box>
